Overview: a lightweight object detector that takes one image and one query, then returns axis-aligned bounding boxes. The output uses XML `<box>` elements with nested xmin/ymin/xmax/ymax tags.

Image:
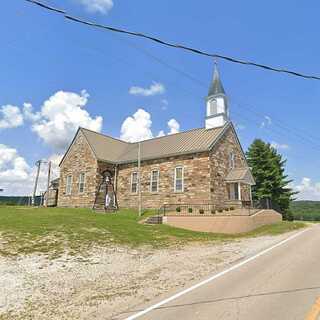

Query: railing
<box><xmin>157</xmin><ymin>198</ymin><xmax>281</xmax><ymax>217</ymax></box>
<box><xmin>159</xmin><ymin>203</ymin><xmax>251</xmax><ymax>216</ymax></box>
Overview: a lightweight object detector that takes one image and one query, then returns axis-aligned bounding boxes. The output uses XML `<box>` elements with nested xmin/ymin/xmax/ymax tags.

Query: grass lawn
<box><xmin>0</xmin><ymin>206</ymin><xmax>306</xmax><ymax>258</ymax></box>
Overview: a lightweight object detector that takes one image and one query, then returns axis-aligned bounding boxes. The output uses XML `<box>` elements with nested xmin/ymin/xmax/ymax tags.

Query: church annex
<box><xmin>57</xmin><ymin>66</ymin><xmax>255</xmax><ymax>210</ymax></box>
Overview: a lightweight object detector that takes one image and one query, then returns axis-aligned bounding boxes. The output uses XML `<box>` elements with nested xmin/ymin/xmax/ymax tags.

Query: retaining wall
<box><xmin>163</xmin><ymin>209</ymin><xmax>282</xmax><ymax>234</ymax></box>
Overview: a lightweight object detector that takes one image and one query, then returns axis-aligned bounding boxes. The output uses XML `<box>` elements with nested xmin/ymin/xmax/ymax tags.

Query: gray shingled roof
<box><xmin>225</xmin><ymin>168</ymin><xmax>255</xmax><ymax>185</ymax></box>
<box><xmin>80</xmin><ymin>123</ymin><xmax>230</xmax><ymax>164</ymax></box>
<box><xmin>208</xmin><ymin>65</ymin><xmax>225</xmax><ymax>97</ymax></box>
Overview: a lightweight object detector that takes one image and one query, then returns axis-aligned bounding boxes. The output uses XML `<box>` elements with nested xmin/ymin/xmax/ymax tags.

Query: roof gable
<box><xmin>59</xmin><ymin>128</ymin><xmax>97</xmax><ymax>167</ymax></box>
<box><xmin>61</xmin><ymin>122</ymin><xmax>236</xmax><ymax>166</ymax></box>
<box><xmin>225</xmin><ymin>168</ymin><xmax>255</xmax><ymax>185</ymax></box>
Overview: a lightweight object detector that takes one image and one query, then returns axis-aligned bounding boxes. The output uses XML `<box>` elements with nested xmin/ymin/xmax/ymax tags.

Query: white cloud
<box><xmin>161</xmin><ymin>99</ymin><xmax>168</xmax><ymax>111</ymax></box>
<box><xmin>0</xmin><ymin>145</ymin><xmax>62</xmax><ymax>196</ymax></box>
<box><xmin>260</xmin><ymin>115</ymin><xmax>272</xmax><ymax>128</ymax></box>
<box><xmin>293</xmin><ymin>177</ymin><xmax>320</xmax><ymax>201</ymax></box>
<box><xmin>120</xmin><ymin>108</ymin><xmax>153</xmax><ymax>142</ymax></box>
<box><xmin>271</xmin><ymin>141</ymin><xmax>290</xmax><ymax>150</ymax></box>
<box><xmin>168</xmin><ymin>118</ymin><xmax>180</xmax><ymax>134</ymax></box>
<box><xmin>78</xmin><ymin>0</ymin><xmax>113</xmax><ymax>14</ymax></box>
<box><xmin>25</xmin><ymin>90</ymin><xmax>103</xmax><ymax>151</ymax></box>
<box><xmin>157</xmin><ymin>130</ymin><xmax>165</xmax><ymax>137</ymax></box>
<box><xmin>129</xmin><ymin>82</ymin><xmax>165</xmax><ymax>97</ymax></box>
<box><xmin>23</xmin><ymin>103</ymin><xmax>41</xmax><ymax>122</ymax></box>
<box><xmin>0</xmin><ymin>144</ymin><xmax>31</xmax><ymax>188</ymax></box>
<box><xmin>0</xmin><ymin>105</ymin><xmax>23</xmax><ymax>129</ymax></box>
<box><xmin>48</xmin><ymin>153</ymin><xmax>63</xmax><ymax>181</ymax></box>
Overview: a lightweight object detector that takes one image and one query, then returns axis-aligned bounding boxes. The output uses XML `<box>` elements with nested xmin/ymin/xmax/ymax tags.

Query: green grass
<box><xmin>290</xmin><ymin>201</ymin><xmax>320</xmax><ymax>221</ymax></box>
<box><xmin>0</xmin><ymin>206</ymin><xmax>306</xmax><ymax>257</ymax></box>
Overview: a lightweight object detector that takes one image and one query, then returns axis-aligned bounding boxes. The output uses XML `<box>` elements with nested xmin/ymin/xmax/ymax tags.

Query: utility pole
<box><xmin>138</xmin><ymin>142</ymin><xmax>142</xmax><ymax>216</ymax></box>
<box><xmin>32</xmin><ymin>160</ymin><xmax>42</xmax><ymax>206</ymax></box>
<box><xmin>45</xmin><ymin>161</ymin><xmax>52</xmax><ymax>207</ymax></box>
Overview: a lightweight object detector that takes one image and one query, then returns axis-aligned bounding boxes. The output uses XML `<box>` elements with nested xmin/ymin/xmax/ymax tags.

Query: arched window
<box><xmin>229</xmin><ymin>152</ymin><xmax>235</xmax><ymax>169</ymax></box>
<box><xmin>210</xmin><ymin>99</ymin><xmax>218</xmax><ymax>115</ymax></box>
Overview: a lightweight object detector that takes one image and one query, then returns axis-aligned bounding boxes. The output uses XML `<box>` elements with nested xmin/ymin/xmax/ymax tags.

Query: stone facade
<box><xmin>58</xmin><ymin>126</ymin><xmax>252</xmax><ymax>210</ymax></box>
<box><xmin>209</xmin><ymin>127</ymin><xmax>249</xmax><ymax>206</ymax></box>
<box><xmin>58</xmin><ymin>131</ymin><xmax>98</xmax><ymax>208</ymax></box>
<box><xmin>115</xmin><ymin>152</ymin><xmax>210</xmax><ymax>209</ymax></box>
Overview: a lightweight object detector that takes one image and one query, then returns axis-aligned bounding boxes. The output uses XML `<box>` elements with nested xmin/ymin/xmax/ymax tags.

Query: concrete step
<box><xmin>145</xmin><ymin>216</ymin><xmax>163</xmax><ymax>224</ymax></box>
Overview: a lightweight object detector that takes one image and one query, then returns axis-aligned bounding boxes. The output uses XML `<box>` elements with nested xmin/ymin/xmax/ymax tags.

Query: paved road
<box><xmin>121</xmin><ymin>225</ymin><xmax>320</xmax><ymax>320</ymax></box>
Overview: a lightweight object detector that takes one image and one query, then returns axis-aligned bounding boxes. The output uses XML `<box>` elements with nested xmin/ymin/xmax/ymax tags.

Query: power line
<box><xmin>25</xmin><ymin>0</ymin><xmax>320</xmax><ymax>81</ymax></box>
<box><xmin>22</xmin><ymin>0</ymin><xmax>320</xmax><ymax>158</ymax></box>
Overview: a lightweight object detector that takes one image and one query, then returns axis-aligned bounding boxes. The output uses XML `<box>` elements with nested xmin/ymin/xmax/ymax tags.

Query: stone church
<box><xmin>57</xmin><ymin>66</ymin><xmax>255</xmax><ymax>210</ymax></box>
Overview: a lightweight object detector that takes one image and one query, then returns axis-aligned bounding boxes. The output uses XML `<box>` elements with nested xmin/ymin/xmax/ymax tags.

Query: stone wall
<box><xmin>58</xmin><ymin>131</ymin><xmax>98</xmax><ymax>208</ymax></box>
<box><xmin>209</xmin><ymin>127</ymin><xmax>247</xmax><ymax>206</ymax></box>
<box><xmin>164</xmin><ymin>209</ymin><xmax>282</xmax><ymax>234</ymax></box>
<box><xmin>58</xmin><ymin>126</ymin><xmax>252</xmax><ymax>210</ymax></box>
<box><xmin>116</xmin><ymin>152</ymin><xmax>211</xmax><ymax>209</ymax></box>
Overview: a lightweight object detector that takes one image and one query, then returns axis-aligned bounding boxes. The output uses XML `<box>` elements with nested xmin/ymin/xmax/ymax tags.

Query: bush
<box><xmin>176</xmin><ymin>207</ymin><xmax>181</xmax><ymax>213</ymax></box>
<box><xmin>283</xmin><ymin>210</ymin><xmax>294</xmax><ymax>221</ymax></box>
<box><xmin>230</xmin><ymin>207</ymin><xmax>235</xmax><ymax>211</ymax></box>
<box><xmin>225</xmin><ymin>207</ymin><xmax>230</xmax><ymax>211</ymax></box>
<box><xmin>211</xmin><ymin>209</ymin><xmax>216</xmax><ymax>214</ymax></box>
<box><xmin>188</xmin><ymin>207</ymin><xmax>193</xmax><ymax>214</ymax></box>
<box><xmin>218</xmin><ymin>208</ymin><xmax>223</xmax><ymax>213</ymax></box>
<box><xmin>199</xmin><ymin>209</ymin><xmax>204</xmax><ymax>214</ymax></box>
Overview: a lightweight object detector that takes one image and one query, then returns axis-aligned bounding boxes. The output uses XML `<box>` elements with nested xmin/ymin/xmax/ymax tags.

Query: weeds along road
<box><xmin>120</xmin><ymin>225</ymin><xmax>320</xmax><ymax>320</ymax></box>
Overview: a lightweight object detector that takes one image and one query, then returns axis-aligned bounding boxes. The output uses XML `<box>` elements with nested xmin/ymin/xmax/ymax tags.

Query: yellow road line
<box><xmin>305</xmin><ymin>297</ymin><xmax>320</xmax><ymax>320</ymax></box>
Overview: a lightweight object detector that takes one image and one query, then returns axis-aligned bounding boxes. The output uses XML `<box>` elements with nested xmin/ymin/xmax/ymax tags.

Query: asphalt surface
<box><xmin>120</xmin><ymin>225</ymin><xmax>320</xmax><ymax>320</ymax></box>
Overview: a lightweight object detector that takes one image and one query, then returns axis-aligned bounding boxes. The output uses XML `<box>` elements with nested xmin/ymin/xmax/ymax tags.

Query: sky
<box><xmin>1</xmin><ymin>0</ymin><xmax>320</xmax><ymax>199</ymax></box>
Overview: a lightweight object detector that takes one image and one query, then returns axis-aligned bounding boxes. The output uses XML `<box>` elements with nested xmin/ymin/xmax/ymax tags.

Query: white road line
<box><xmin>124</xmin><ymin>228</ymin><xmax>310</xmax><ymax>320</ymax></box>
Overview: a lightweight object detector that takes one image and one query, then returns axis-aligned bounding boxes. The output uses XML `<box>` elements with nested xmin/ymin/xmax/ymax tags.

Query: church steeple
<box><xmin>205</xmin><ymin>63</ymin><xmax>229</xmax><ymax>129</ymax></box>
<box><xmin>208</xmin><ymin>63</ymin><xmax>225</xmax><ymax>97</ymax></box>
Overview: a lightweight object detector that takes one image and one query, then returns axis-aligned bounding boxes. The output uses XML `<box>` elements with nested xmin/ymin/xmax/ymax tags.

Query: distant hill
<box><xmin>0</xmin><ymin>196</ymin><xmax>42</xmax><ymax>206</ymax></box>
<box><xmin>290</xmin><ymin>201</ymin><xmax>320</xmax><ymax>221</ymax></box>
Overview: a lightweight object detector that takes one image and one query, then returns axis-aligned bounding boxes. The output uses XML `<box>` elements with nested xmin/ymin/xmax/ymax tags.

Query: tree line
<box><xmin>246</xmin><ymin>139</ymin><xmax>296</xmax><ymax>220</ymax></box>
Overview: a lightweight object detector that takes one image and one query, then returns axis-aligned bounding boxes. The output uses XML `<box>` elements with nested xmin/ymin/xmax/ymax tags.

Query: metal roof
<box><xmin>208</xmin><ymin>64</ymin><xmax>226</xmax><ymax>97</ymax></box>
<box><xmin>80</xmin><ymin>123</ymin><xmax>230</xmax><ymax>164</ymax></box>
<box><xmin>81</xmin><ymin>128</ymin><xmax>129</xmax><ymax>163</ymax></box>
<box><xmin>225</xmin><ymin>168</ymin><xmax>255</xmax><ymax>185</ymax></box>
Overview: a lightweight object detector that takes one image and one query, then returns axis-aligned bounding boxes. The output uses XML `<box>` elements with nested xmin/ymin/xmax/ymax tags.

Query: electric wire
<box><xmin>25</xmin><ymin>0</ymin><xmax>320</xmax><ymax>81</ymax></box>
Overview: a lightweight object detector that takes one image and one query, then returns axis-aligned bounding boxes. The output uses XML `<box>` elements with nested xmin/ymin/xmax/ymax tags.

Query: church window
<box><xmin>131</xmin><ymin>172</ymin><xmax>138</xmax><ymax>193</ymax></box>
<box><xmin>150</xmin><ymin>170</ymin><xmax>159</xmax><ymax>193</ymax></box>
<box><xmin>66</xmin><ymin>175</ymin><xmax>72</xmax><ymax>195</ymax></box>
<box><xmin>78</xmin><ymin>173</ymin><xmax>85</xmax><ymax>193</ymax></box>
<box><xmin>229</xmin><ymin>152</ymin><xmax>235</xmax><ymax>169</ymax></box>
<box><xmin>174</xmin><ymin>166</ymin><xmax>184</xmax><ymax>192</ymax></box>
<box><xmin>210</xmin><ymin>99</ymin><xmax>218</xmax><ymax>115</ymax></box>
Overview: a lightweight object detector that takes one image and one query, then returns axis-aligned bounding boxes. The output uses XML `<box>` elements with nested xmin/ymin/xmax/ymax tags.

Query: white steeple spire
<box><xmin>205</xmin><ymin>63</ymin><xmax>229</xmax><ymax>129</ymax></box>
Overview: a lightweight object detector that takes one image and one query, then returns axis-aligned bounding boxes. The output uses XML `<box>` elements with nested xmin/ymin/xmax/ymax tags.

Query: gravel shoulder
<box><xmin>0</xmin><ymin>228</ymin><xmax>309</xmax><ymax>320</ymax></box>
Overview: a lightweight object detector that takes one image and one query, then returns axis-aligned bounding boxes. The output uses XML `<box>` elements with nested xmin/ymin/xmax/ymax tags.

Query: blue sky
<box><xmin>1</xmin><ymin>0</ymin><xmax>320</xmax><ymax>198</ymax></box>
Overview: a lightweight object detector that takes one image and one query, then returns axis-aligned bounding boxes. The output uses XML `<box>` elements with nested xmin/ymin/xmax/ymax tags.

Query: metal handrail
<box><xmin>158</xmin><ymin>198</ymin><xmax>279</xmax><ymax>217</ymax></box>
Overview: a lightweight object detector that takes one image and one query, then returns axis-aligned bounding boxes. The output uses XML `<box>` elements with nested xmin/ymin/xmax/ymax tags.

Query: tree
<box><xmin>246</xmin><ymin>139</ymin><xmax>296</xmax><ymax>219</ymax></box>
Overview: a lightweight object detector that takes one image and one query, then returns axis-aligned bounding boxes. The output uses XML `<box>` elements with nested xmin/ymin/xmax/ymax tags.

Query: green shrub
<box><xmin>230</xmin><ymin>207</ymin><xmax>235</xmax><ymax>211</ymax></box>
<box><xmin>283</xmin><ymin>210</ymin><xmax>294</xmax><ymax>221</ymax></box>
<box><xmin>218</xmin><ymin>209</ymin><xmax>223</xmax><ymax>213</ymax></box>
<box><xmin>176</xmin><ymin>207</ymin><xmax>181</xmax><ymax>213</ymax></box>
<box><xmin>199</xmin><ymin>209</ymin><xmax>204</xmax><ymax>214</ymax></box>
<box><xmin>225</xmin><ymin>207</ymin><xmax>230</xmax><ymax>211</ymax></box>
<box><xmin>211</xmin><ymin>209</ymin><xmax>216</xmax><ymax>214</ymax></box>
<box><xmin>188</xmin><ymin>207</ymin><xmax>193</xmax><ymax>214</ymax></box>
